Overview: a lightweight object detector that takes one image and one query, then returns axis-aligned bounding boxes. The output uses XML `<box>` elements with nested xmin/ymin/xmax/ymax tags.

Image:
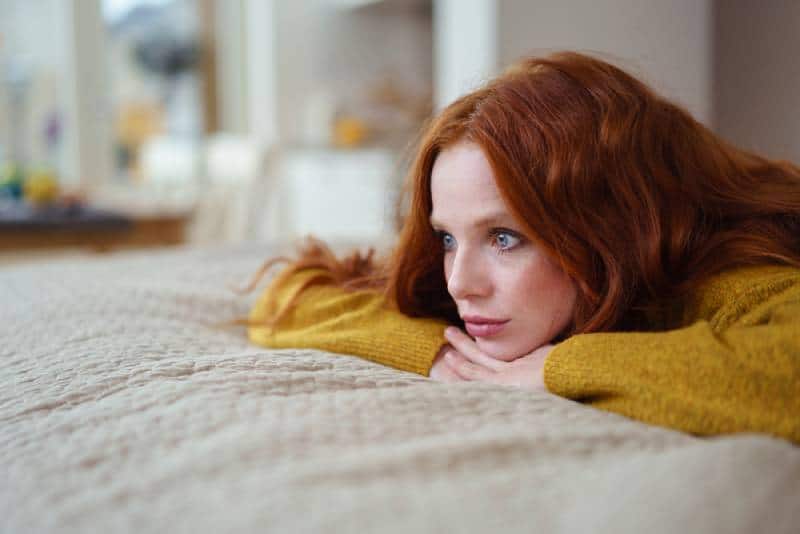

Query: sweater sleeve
<box><xmin>248</xmin><ymin>268</ymin><xmax>449</xmax><ymax>376</ymax></box>
<box><xmin>544</xmin><ymin>268</ymin><xmax>800</xmax><ymax>443</ymax></box>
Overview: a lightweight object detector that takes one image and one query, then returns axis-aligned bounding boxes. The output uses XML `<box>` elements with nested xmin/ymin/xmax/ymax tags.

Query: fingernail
<box><xmin>444</xmin><ymin>327</ymin><xmax>455</xmax><ymax>336</ymax></box>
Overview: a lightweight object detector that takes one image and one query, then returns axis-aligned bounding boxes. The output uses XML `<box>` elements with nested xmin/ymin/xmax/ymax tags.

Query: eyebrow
<box><xmin>429</xmin><ymin>212</ymin><xmax>516</xmax><ymax>229</ymax></box>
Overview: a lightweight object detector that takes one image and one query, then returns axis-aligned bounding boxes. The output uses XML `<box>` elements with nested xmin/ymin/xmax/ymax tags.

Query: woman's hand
<box><xmin>429</xmin><ymin>327</ymin><xmax>554</xmax><ymax>391</ymax></box>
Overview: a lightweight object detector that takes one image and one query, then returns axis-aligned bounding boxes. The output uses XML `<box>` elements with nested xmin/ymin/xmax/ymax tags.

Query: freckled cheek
<box><xmin>510</xmin><ymin>265</ymin><xmax>571</xmax><ymax>321</ymax></box>
<box><xmin>488</xmin><ymin>269</ymin><xmax>533</xmax><ymax>316</ymax></box>
<box><xmin>526</xmin><ymin>274</ymin><xmax>578</xmax><ymax>335</ymax></box>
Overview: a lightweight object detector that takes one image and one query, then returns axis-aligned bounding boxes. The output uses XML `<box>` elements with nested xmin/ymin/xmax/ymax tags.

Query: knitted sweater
<box><xmin>249</xmin><ymin>264</ymin><xmax>800</xmax><ymax>443</ymax></box>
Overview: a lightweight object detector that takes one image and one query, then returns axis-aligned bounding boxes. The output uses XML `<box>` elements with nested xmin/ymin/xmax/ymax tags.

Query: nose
<box><xmin>446</xmin><ymin>246</ymin><xmax>491</xmax><ymax>300</ymax></box>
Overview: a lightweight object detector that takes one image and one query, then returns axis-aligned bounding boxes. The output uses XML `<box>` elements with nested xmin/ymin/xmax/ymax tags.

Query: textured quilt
<box><xmin>2</xmin><ymin>243</ymin><xmax>799</xmax><ymax>534</ymax></box>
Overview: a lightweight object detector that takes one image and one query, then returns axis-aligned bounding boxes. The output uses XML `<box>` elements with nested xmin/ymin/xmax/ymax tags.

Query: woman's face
<box><xmin>430</xmin><ymin>141</ymin><xmax>577</xmax><ymax>361</ymax></box>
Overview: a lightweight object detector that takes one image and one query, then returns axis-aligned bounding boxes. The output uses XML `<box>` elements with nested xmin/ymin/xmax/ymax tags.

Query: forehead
<box><xmin>430</xmin><ymin>142</ymin><xmax>509</xmax><ymax>224</ymax></box>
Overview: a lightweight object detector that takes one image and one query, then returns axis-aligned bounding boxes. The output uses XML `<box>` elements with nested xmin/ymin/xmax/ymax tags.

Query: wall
<box><xmin>497</xmin><ymin>0</ymin><xmax>713</xmax><ymax>125</ymax></box>
<box><xmin>433</xmin><ymin>0</ymin><xmax>496</xmax><ymax>110</ymax></box>
<box><xmin>713</xmin><ymin>0</ymin><xmax>800</xmax><ymax>162</ymax></box>
<box><xmin>273</xmin><ymin>0</ymin><xmax>433</xmax><ymax>146</ymax></box>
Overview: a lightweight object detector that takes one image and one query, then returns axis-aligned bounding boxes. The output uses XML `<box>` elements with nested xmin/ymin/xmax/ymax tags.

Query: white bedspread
<box><xmin>2</xmin><ymin>243</ymin><xmax>798</xmax><ymax>533</ymax></box>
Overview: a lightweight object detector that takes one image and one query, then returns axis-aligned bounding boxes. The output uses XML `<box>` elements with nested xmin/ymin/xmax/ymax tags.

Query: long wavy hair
<box><xmin>243</xmin><ymin>51</ymin><xmax>800</xmax><ymax>334</ymax></box>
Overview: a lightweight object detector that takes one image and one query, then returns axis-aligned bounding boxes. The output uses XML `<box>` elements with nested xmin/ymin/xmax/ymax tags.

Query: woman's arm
<box><xmin>248</xmin><ymin>268</ymin><xmax>449</xmax><ymax>376</ymax></box>
<box><xmin>544</xmin><ymin>269</ymin><xmax>800</xmax><ymax>443</ymax></box>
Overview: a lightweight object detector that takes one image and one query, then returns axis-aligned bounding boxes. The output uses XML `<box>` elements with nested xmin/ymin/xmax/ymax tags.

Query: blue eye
<box><xmin>438</xmin><ymin>232</ymin><xmax>456</xmax><ymax>251</ymax></box>
<box><xmin>492</xmin><ymin>230</ymin><xmax>521</xmax><ymax>251</ymax></box>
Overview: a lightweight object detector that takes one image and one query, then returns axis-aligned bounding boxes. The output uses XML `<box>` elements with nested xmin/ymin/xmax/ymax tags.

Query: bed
<box><xmin>2</xmin><ymin>242</ymin><xmax>799</xmax><ymax>533</ymax></box>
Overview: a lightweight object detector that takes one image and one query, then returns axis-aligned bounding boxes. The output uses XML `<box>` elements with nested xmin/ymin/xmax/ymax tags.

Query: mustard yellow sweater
<box><xmin>249</xmin><ymin>265</ymin><xmax>800</xmax><ymax>443</ymax></box>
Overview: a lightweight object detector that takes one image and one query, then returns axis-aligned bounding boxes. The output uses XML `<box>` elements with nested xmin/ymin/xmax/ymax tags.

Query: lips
<box><xmin>461</xmin><ymin>316</ymin><xmax>510</xmax><ymax>338</ymax></box>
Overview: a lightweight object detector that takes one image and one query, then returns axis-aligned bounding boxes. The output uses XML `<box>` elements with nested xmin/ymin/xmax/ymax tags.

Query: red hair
<box><xmin>248</xmin><ymin>51</ymin><xmax>800</xmax><ymax>334</ymax></box>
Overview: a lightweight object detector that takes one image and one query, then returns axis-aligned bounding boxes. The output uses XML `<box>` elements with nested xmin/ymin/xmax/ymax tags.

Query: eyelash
<box><xmin>489</xmin><ymin>228</ymin><xmax>522</xmax><ymax>254</ymax></box>
<box><xmin>436</xmin><ymin>231</ymin><xmax>456</xmax><ymax>251</ymax></box>
<box><xmin>434</xmin><ymin>228</ymin><xmax>523</xmax><ymax>254</ymax></box>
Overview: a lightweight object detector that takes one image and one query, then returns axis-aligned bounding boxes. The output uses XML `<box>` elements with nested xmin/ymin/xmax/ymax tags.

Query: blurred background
<box><xmin>1</xmin><ymin>0</ymin><xmax>798</xmax><ymax>264</ymax></box>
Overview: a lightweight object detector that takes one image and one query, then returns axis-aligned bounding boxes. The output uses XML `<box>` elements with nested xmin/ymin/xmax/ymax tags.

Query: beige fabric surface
<box><xmin>2</xmin><ymin>243</ymin><xmax>798</xmax><ymax>534</ymax></box>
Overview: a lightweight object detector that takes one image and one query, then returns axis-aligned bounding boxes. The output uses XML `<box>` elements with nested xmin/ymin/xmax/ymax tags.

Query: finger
<box><xmin>446</xmin><ymin>351</ymin><xmax>495</xmax><ymax>382</ymax></box>
<box><xmin>429</xmin><ymin>348</ymin><xmax>467</xmax><ymax>383</ymax></box>
<box><xmin>433</xmin><ymin>360</ymin><xmax>463</xmax><ymax>383</ymax></box>
<box><xmin>439</xmin><ymin>361</ymin><xmax>467</xmax><ymax>383</ymax></box>
<box><xmin>444</xmin><ymin>327</ymin><xmax>504</xmax><ymax>371</ymax></box>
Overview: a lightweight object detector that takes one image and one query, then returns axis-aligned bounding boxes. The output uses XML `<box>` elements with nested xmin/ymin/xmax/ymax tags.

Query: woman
<box><xmin>246</xmin><ymin>51</ymin><xmax>800</xmax><ymax>443</ymax></box>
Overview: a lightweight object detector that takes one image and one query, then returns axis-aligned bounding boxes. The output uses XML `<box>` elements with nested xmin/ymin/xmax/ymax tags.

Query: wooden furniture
<box><xmin>0</xmin><ymin>202</ymin><xmax>188</xmax><ymax>253</ymax></box>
